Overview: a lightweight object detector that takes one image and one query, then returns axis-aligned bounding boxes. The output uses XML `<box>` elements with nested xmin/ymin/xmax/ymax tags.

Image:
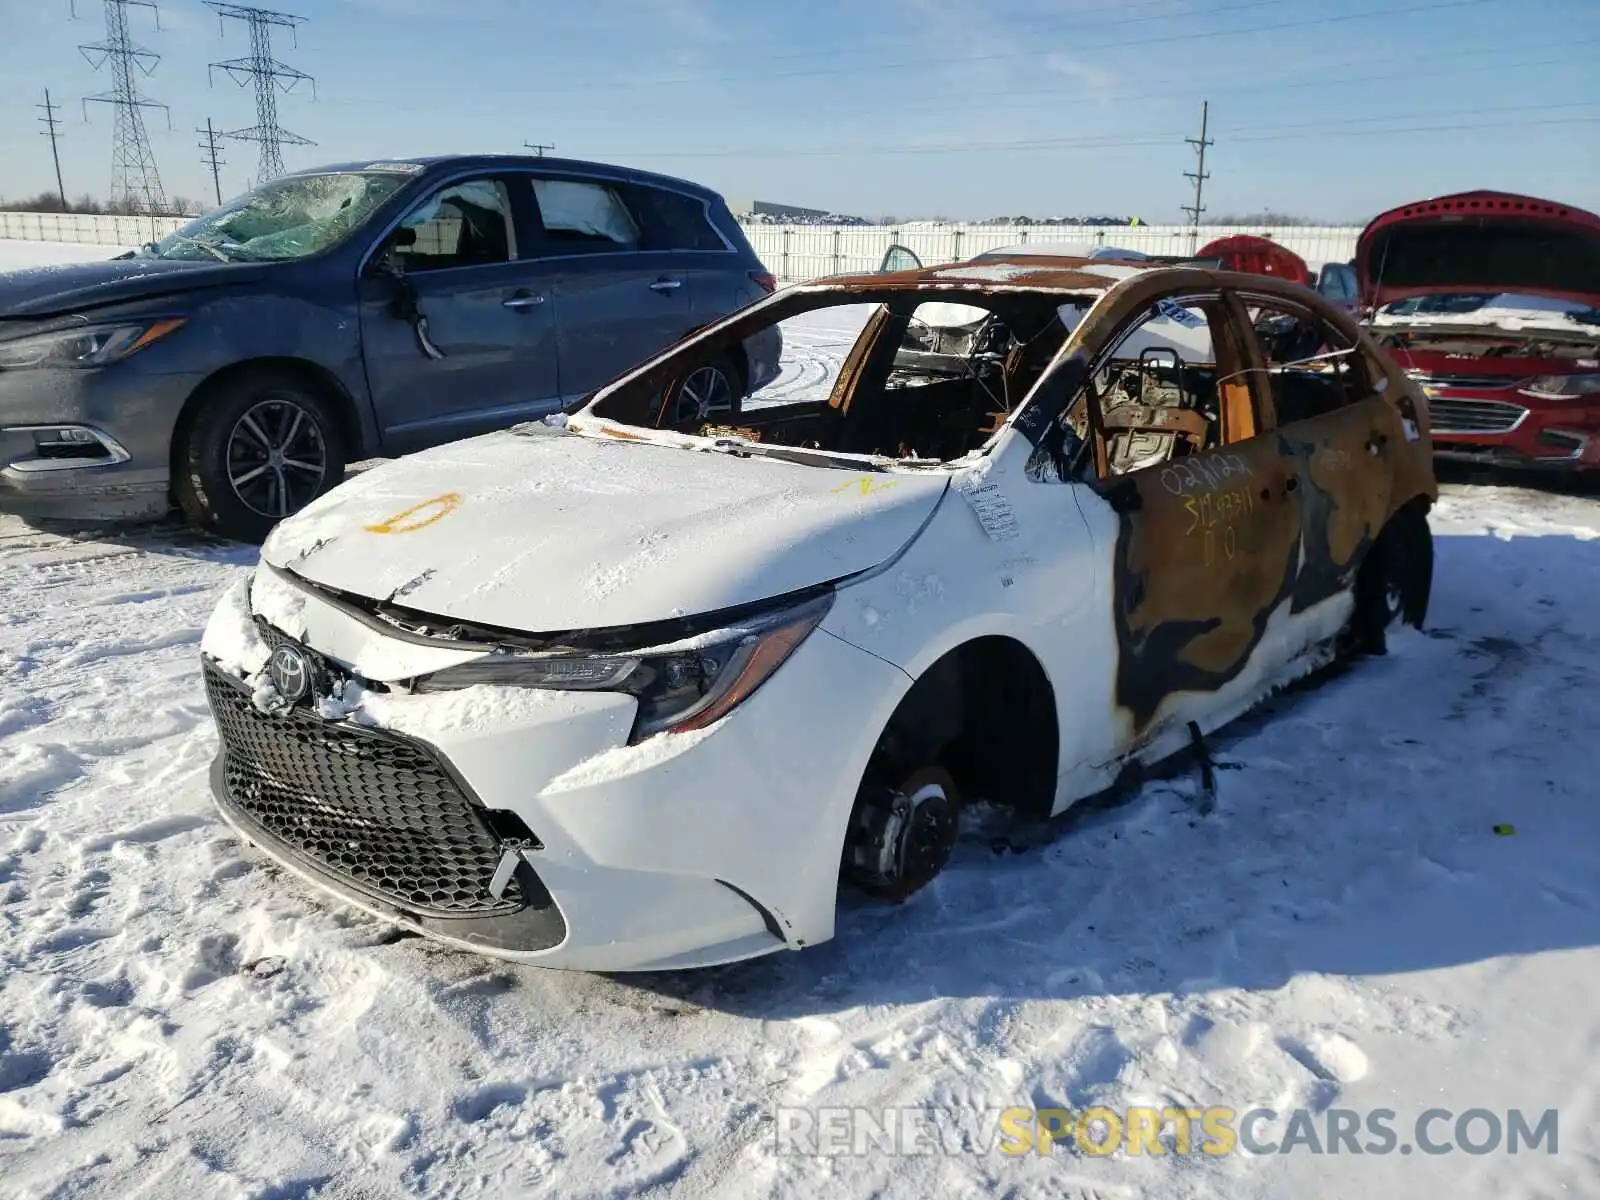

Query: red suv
<box><xmin>1356</xmin><ymin>190</ymin><xmax>1600</xmax><ymax>475</ymax></box>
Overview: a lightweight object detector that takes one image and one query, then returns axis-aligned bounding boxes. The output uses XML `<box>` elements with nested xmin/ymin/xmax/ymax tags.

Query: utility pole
<box><xmin>38</xmin><ymin>89</ymin><xmax>68</xmax><ymax>208</ymax></box>
<box><xmin>206</xmin><ymin>3</ymin><xmax>314</xmax><ymax>184</ymax></box>
<box><xmin>1181</xmin><ymin>99</ymin><xmax>1213</xmax><ymax>246</ymax></box>
<box><xmin>198</xmin><ymin>118</ymin><xmax>226</xmax><ymax>206</ymax></box>
<box><xmin>524</xmin><ymin>141</ymin><xmax>554</xmax><ymax>157</ymax></box>
<box><xmin>76</xmin><ymin>0</ymin><xmax>171</xmax><ymax>215</ymax></box>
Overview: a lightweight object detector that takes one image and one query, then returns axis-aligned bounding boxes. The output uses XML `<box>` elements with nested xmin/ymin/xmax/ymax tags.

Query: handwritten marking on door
<box><xmin>363</xmin><ymin>492</ymin><xmax>463</xmax><ymax>534</ymax></box>
<box><xmin>1159</xmin><ymin>454</ymin><xmax>1254</xmax><ymax>497</ymax></box>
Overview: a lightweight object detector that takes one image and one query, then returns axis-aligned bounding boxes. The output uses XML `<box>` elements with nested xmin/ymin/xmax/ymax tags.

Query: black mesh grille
<box><xmin>1427</xmin><ymin>398</ymin><xmax>1528</xmax><ymax>434</ymax></box>
<box><xmin>205</xmin><ymin>661</ymin><xmax>526</xmax><ymax>917</ymax></box>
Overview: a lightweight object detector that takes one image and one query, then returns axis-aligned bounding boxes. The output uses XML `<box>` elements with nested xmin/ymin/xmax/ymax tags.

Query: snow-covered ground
<box><xmin>3</xmin><ymin>239</ymin><xmax>1599</xmax><ymax>1198</ymax></box>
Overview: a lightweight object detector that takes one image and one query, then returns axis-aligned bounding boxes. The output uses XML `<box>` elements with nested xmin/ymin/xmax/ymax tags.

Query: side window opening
<box><xmin>1244</xmin><ymin>296</ymin><xmax>1371</xmax><ymax>424</ymax></box>
<box><xmin>1090</xmin><ymin>298</ymin><xmax>1226</xmax><ymax>477</ymax></box>
<box><xmin>532</xmin><ymin>178</ymin><xmax>641</xmax><ymax>253</ymax></box>
<box><xmin>386</xmin><ymin>178</ymin><xmax>514</xmax><ymax>271</ymax></box>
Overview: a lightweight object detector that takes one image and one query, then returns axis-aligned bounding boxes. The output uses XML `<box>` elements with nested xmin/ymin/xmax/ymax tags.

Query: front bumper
<box><xmin>200</xmin><ymin>571</ymin><xmax>909</xmax><ymax>971</ymax></box>
<box><xmin>1424</xmin><ymin>387</ymin><xmax>1600</xmax><ymax>473</ymax></box>
<box><xmin>0</xmin><ymin>362</ymin><xmax>199</xmax><ymax>521</ymax></box>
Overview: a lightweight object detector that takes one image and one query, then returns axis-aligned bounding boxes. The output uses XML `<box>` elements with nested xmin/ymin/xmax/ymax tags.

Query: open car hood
<box><xmin>1355</xmin><ymin>191</ymin><xmax>1600</xmax><ymax>310</ymax></box>
<box><xmin>260</xmin><ymin>425</ymin><xmax>950</xmax><ymax>633</ymax></box>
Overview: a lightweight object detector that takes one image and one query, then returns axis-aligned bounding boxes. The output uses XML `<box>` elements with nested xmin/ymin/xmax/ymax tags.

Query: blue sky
<box><xmin>1</xmin><ymin>0</ymin><xmax>1596</xmax><ymax>220</ymax></box>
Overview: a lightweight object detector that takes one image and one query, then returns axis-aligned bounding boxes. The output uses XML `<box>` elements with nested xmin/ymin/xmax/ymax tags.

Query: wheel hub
<box><xmin>845</xmin><ymin>766</ymin><xmax>960</xmax><ymax>901</ymax></box>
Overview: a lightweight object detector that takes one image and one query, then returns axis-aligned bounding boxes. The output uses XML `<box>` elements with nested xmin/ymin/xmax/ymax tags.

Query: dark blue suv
<box><xmin>0</xmin><ymin>155</ymin><xmax>779</xmax><ymax>540</ymax></box>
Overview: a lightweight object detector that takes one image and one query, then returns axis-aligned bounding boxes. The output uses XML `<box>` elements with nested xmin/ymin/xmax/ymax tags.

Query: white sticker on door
<box><xmin>955</xmin><ymin>473</ymin><xmax>1020</xmax><ymax>541</ymax></box>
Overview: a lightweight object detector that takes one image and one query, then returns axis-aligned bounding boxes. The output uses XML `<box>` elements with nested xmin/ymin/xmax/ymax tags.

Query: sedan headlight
<box><xmin>0</xmin><ymin>319</ymin><xmax>186</xmax><ymax>371</ymax></box>
<box><xmin>1520</xmin><ymin>374</ymin><xmax>1600</xmax><ymax>399</ymax></box>
<box><xmin>413</xmin><ymin>591</ymin><xmax>835</xmax><ymax>742</ymax></box>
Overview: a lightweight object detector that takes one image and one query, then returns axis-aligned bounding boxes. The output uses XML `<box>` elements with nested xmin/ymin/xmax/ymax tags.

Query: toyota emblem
<box><xmin>267</xmin><ymin>643</ymin><xmax>312</xmax><ymax>704</ymax></box>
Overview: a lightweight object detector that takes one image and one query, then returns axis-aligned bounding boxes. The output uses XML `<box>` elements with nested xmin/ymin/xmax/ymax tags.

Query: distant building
<box><xmin>731</xmin><ymin>199</ymin><xmax>835</xmax><ymax>219</ymax></box>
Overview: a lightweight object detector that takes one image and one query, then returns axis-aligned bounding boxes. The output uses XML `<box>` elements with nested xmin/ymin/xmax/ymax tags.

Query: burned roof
<box><xmin>807</xmin><ymin>259</ymin><xmax>1336</xmax><ymax>307</ymax></box>
<box><xmin>813</xmin><ymin>256</ymin><xmax>1154</xmax><ymax>295</ymax></box>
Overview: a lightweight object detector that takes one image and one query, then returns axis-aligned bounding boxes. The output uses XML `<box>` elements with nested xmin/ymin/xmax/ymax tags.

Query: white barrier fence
<box><xmin>0</xmin><ymin>210</ymin><xmax>187</xmax><ymax>247</ymax></box>
<box><xmin>0</xmin><ymin>210</ymin><xmax>1363</xmax><ymax>280</ymax></box>
<box><xmin>740</xmin><ymin>223</ymin><xmax>1363</xmax><ymax>282</ymax></box>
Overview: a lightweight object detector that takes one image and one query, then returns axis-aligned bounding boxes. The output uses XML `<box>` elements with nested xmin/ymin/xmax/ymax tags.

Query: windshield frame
<box><xmin>146</xmin><ymin>169</ymin><xmax>415</xmax><ymax>264</ymax></box>
<box><xmin>571</xmin><ymin>279</ymin><xmax>1125</xmax><ymax>471</ymax></box>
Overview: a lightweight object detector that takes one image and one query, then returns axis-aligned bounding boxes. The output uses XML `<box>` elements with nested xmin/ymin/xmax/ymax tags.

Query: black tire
<box><xmin>666</xmin><ymin>354</ymin><xmax>744</xmax><ymax>428</ymax></box>
<box><xmin>174</xmin><ymin>369</ymin><xmax>347</xmax><ymax>543</ymax></box>
<box><xmin>1351</xmin><ymin>502</ymin><xmax>1433</xmax><ymax>656</ymax></box>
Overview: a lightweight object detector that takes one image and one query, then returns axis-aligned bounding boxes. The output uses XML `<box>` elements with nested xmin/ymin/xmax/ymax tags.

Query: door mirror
<box><xmin>879</xmin><ymin>244</ymin><xmax>922</xmax><ymax>273</ymax></box>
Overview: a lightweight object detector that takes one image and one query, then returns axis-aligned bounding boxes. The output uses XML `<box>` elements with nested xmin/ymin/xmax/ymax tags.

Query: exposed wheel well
<box><xmin>1379</xmin><ymin>492</ymin><xmax>1434</xmax><ymax>628</ymax></box>
<box><xmin>168</xmin><ymin>358</ymin><xmax>365</xmax><ymax>492</ymax></box>
<box><xmin>867</xmin><ymin>636</ymin><xmax>1060</xmax><ymax>820</ymax></box>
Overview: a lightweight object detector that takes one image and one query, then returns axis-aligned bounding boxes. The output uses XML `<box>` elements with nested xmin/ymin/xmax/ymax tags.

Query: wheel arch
<box><xmin>859</xmin><ymin>630</ymin><xmax>1061</xmax><ymax>822</ymax></box>
<box><xmin>167</xmin><ymin>356</ymin><xmax>368</xmax><ymax>492</ymax></box>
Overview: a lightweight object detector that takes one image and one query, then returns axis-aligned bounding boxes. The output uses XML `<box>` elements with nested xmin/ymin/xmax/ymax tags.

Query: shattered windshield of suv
<box><xmin>144</xmin><ymin>171</ymin><xmax>408</xmax><ymax>263</ymax></box>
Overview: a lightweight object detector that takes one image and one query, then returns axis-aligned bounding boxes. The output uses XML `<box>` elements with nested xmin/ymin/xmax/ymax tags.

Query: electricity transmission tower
<box><xmin>38</xmin><ymin>89</ymin><xmax>68</xmax><ymax>207</ymax></box>
<box><xmin>1181</xmin><ymin>99</ymin><xmax>1213</xmax><ymax>245</ymax></box>
<box><xmin>206</xmin><ymin>3</ymin><xmax>314</xmax><ymax>185</ymax></box>
<box><xmin>198</xmin><ymin>118</ymin><xmax>227</xmax><ymax>206</ymax></box>
<box><xmin>76</xmin><ymin>0</ymin><xmax>170</xmax><ymax>215</ymax></box>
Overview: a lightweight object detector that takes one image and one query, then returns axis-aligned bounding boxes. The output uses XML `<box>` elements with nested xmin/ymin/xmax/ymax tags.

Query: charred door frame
<box><xmin>1225</xmin><ymin>288</ymin><xmax>1404</xmax><ymax>613</ymax></box>
<box><xmin>1080</xmin><ymin>283</ymin><xmax>1306</xmax><ymax>739</ymax></box>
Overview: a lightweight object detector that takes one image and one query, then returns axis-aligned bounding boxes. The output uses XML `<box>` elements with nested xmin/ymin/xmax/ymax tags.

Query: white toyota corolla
<box><xmin>201</xmin><ymin>255</ymin><xmax>1438</xmax><ymax>971</ymax></box>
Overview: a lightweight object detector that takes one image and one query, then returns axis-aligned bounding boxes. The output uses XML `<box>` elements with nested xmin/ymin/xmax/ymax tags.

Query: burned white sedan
<box><xmin>201</xmin><ymin>257</ymin><xmax>1438</xmax><ymax>971</ymax></box>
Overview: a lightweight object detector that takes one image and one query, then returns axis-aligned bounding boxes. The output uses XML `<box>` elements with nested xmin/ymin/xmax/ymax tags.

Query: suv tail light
<box><xmin>749</xmin><ymin>271</ymin><xmax>777</xmax><ymax>294</ymax></box>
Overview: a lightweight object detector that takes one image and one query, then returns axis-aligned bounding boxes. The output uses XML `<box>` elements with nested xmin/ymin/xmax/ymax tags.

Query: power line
<box><xmin>561</xmin><ymin>39</ymin><xmax>1600</xmax><ymax>128</ymax></box>
<box><xmin>198</xmin><ymin>118</ymin><xmax>226</xmax><ymax>207</ymax></box>
<box><xmin>522</xmin><ymin>0</ymin><xmax>1525</xmax><ymax>94</ymax></box>
<box><xmin>206</xmin><ymin>2</ymin><xmax>315</xmax><ymax>185</ymax></box>
<box><xmin>1182</xmin><ymin>99</ymin><xmax>1213</xmax><ymax>233</ymax></box>
<box><xmin>524</xmin><ymin>141</ymin><xmax>555</xmax><ymax>157</ymax></box>
<box><xmin>595</xmin><ymin>106</ymin><xmax>1600</xmax><ymax>160</ymax></box>
<box><xmin>315</xmin><ymin>0</ymin><xmax>1576</xmax><ymax>107</ymax></box>
<box><xmin>38</xmin><ymin>89</ymin><xmax>67</xmax><ymax>208</ymax></box>
<box><xmin>75</xmin><ymin>0</ymin><xmax>170</xmax><ymax>215</ymax></box>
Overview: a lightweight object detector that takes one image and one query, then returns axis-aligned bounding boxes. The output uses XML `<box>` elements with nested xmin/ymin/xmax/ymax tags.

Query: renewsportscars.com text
<box><xmin>772</xmin><ymin>1105</ymin><xmax>1560</xmax><ymax>1158</ymax></box>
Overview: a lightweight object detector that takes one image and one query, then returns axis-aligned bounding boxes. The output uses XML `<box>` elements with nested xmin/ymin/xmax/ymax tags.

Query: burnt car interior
<box><xmin>1040</xmin><ymin>292</ymin><xmax>1260</xmax><ymax>480</ymax></box>
<box><xmin>584</xmin><ymin>282</ymin><xmax>1378</xmax><ymax>475</ymax></box>
<box><xmin>587</xmin><ymin>289</ymin><xmax>1092</xmax><ymax>462</ymax></box>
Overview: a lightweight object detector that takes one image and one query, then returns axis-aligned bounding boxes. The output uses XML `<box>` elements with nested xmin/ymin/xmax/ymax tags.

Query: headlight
<box><xmin>413</xmin><ymin>591</ymin><xmax>834</xmax><ymax>742</ymax></box>
<box><xmin>0</xmin><ymin>318</ymin><xmax>186</xmax><ymax>370</ymax></box>
<box><xmin>1520</xmin><ymin>374</ymin><xmax>1600</xmax><ymax>399</ymax></box>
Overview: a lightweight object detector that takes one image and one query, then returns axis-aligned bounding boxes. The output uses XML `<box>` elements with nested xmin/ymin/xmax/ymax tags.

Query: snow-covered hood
<box><xmin>261</xmin><ymin>425</ymin><xmax>950</xmax><ymax>632</ymax></box>
<box><xmin>1355</xmin><ymin>190</ymin><xmax>1600</xmax><ymax>311</ymax></box>
<box><xmin>0</xmin><ymin>256</ymin><xmax>272</xmax><ymax>321</ymax></box>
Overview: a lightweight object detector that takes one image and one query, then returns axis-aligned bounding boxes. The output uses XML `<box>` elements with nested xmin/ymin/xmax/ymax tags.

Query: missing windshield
<box><xmin>583</xmin><ymin>288</ymin><xmax>1088</xmax><ymax>467</ymax></box>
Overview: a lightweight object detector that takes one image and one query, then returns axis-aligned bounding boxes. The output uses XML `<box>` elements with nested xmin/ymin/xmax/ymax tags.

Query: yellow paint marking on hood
<box><xmin>362</xmin><ymin>492</ymin><xmax>463</xmax><ymax>535</ymax></box>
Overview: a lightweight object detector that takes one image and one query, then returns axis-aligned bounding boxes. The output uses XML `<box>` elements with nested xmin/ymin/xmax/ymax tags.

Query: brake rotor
<box><xmin>845</xmin><ymin>765</ymin><xmax>961</xmax><ymax>902</ymax></box>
